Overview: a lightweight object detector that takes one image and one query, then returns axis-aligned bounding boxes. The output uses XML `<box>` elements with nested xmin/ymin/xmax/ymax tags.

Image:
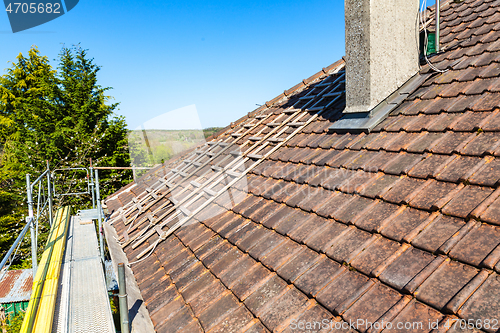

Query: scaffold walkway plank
<box><xmin>52</xmin><ymin>213</ymin><xmax>115</xmax><ymax>333</ymax></box>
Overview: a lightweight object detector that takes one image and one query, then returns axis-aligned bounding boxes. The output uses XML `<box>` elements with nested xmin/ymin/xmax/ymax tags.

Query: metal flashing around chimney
<box><xmin>329</xmin><ymin>72</ymin><xmax>432</xmax><ymax>133</ymax></box>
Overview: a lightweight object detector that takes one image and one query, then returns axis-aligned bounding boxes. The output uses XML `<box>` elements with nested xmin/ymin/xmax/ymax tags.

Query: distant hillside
<box><xmin>203</xmin><ymin>127</ymin><xmax>224</xmax><ymax>139</ymax></box>
<box><xmin>127</xmin><ymin>128</ymin><xmax>224</xmax><ymax>169</ymax></box>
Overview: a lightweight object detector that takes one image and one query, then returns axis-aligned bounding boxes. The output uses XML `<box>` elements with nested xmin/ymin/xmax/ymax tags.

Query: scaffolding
<box><xmin>0</xmin><ymin>163</ymin><xmax>116</xmax><ymax>333</ymax></box>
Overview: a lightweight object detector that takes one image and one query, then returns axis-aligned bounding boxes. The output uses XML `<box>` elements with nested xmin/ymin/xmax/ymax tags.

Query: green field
<box><xmin>128</xmin><ymin>128</ymin><xmax>223</xmax><ymax>168</ymax></box>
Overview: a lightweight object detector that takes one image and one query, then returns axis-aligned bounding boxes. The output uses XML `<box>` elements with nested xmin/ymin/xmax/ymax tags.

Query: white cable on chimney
<box><xmin>420</xmin><ymin>0</ymin><xmax>448</xmax><ymax>73</ymax></box>
<box><xmin>436</xmin><ymin>0</ymin><xmax>440</xmax><ymax>52</ymax></box>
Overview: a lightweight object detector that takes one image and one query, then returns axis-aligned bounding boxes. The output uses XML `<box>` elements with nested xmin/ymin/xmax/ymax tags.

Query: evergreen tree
<box><xmin>54</xmin><ymin>45</ymin><xmax>131</xmax><ymax>199</ymax></box>
<box><xmin>0</xmin><ymin>47</ymin><xmax>58</xmax><ymax>262</ymax></box>
<box><xmin>0</xmin><ymin>45</ymin><xmax>132</xmax><ymax>265</ymax></box>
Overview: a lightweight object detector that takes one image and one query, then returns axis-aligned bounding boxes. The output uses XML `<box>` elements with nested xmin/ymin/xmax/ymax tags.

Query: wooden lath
<box><xmin>116</xmin><ymin>64</ymin><xmax>347</xmax><ymax>254</ymax></box>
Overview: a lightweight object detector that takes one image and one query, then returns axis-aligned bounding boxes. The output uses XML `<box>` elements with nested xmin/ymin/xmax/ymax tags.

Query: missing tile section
<box><xmin>329</xmin><ymin>73</ymin><xmax>433</xmax><ymax>133</ymax></box>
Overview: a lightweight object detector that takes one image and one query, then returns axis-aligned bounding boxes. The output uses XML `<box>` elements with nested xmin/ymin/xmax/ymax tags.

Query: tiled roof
<box><xmin>105</xmin><ymin>0</ymin><xmax>500</xmax><ymax>332</ymax></box>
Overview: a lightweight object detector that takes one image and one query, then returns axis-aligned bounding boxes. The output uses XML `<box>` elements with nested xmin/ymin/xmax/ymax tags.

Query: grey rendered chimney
<box><xmin>344</xmin><ymin>0</ymin><xmax>420</xmax><ymax>113</ymax></box>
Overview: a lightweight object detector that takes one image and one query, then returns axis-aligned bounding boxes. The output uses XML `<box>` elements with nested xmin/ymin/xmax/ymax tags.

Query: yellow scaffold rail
<box><xmin>20</xmin><ymin>206</ymin><xmax>71</xmax><ymax>333</ymax></box>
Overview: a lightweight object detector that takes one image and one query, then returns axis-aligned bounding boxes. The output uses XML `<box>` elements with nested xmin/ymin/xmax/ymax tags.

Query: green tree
<box><xmin>55</xmin><ymin>45</ymin><xmax>131</xmax><ymax>198</ymax></box>
<box><xmin>0</xmin><ymin>47</ymin><xmax>58</xmax><ymax>261</ymax></box>
<box><xmin>7</xmin><ymin>310</ymin><xmax>24</xmax><ymax>332</ymax></box>
<box><xmin>0</xmin><ymin>45</ymin><xmax>132</xmax><ymax>265</ymax></box>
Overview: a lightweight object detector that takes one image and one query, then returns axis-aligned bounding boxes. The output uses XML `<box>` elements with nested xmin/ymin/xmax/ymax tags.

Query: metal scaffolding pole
<box><xmin>90</xmin><ymin>162</ymin><xmax>96</xmax><ymax>209</ymax></box>
<box><xmin>26</xmin><ymin>174</ymin><xmax>37</xmax><ymax>275</ymax></box>
<box><xmin>95</xmin><ymin>169</ymin><xmax>104</xmax><ymax>262</ymax></box>
<box><xmin>47</xmin><ymin>162</ymin><xmax>53</xmax><ymax>226</ymax></box>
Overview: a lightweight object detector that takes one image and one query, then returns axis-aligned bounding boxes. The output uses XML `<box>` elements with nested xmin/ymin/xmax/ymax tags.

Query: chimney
<box><xmin>344</xmin><ymin>0</ymin><xmax>420</xmax><ymax>113</ymax></box>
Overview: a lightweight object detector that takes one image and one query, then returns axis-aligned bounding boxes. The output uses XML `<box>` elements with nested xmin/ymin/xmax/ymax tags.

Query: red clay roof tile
<box><xmin>407</xmin><ymin>154</ymin><xmax>451</xmax><ymax>179</ymax></box>
<box><xmin>260</xmin><ymin>238</ymin><xmax>303</xmax><ymax>271</ymax></box>
<box><xmin>270</xmin><ymin>182</ymin><xmax>302</xmax><ymax>203</ymax></box>
<box><xmin>468</xmin><ymin>157</ymin><xmax>500</xmax><ymax>186</ymax></box>
<box><xmin>435</xmin><ymin>155</ymin><xmax>484</xmax><ymax>182</ymax></box>
<box><xmin>343</xmin><ymin>282</ymin><xmax>402</xmax><ymax>333</ymax></box>
<box><xmin>197</xmin><ymin>292</ymin><xmax>240</xmax><ymax>331</ymax></box>
<box><xmin>379</xmin><ymin>247</ymin><xmax>435</xmax><ymax>291</ymax></box>
<box><xmin>316</xmin><ymin>269</ymin><xmax>371</xmax><ymax>315</ymax></box>
<box><xmin>319</xmin><ymin>169</ymin><xmax>354</xmax><ymax>191</ymax></box>
<box><xmin>297</xmin><ymin>187</ymin><xmax>337</xmax><ymax>212</ymax></box>
<box><xmin>353</xmin><ymin>200</ymin><xmax>401</xmax><ymax>232</ymax></box>
<box><xmin>247</xmin><ymin>231</ymin><xmax>285</xmax><ymax>261</ymax></box>
<box><xmin>385</xmin><ymin>132</ymin><xmax>424</xmax><ymax>152</ymax></box>
<box><xmin>428</xmin><ymin>112</ymin><xmax>466</xmax><ymax>131</ymax></box>
<box><xmin>383</xmin><ymin>152</ymin><xmax>424</xmax><ymax>175</ymax></box>
<box><xmin>380</xmin><ymin>207</ymin><xmax>431</xmax><ymax>242</ymax></box>
<box><xmin>350</xmin><ymin>236</ymin><xmax>401</xmax><ymax>276</ymax></box>
<box><xmin>193</xmin><ymin>234</ymin><xmax>223</xmax><ymax>258</ymax></box>
<box><xmin>449</xmin><ymin>223</ymin><xmax>500</xmax><ymax>266</ymax></box>
<box><xmin>457</xmin><ymin>273</ymin><xmax>500</xmax><ymax>332</ymax></box>
<box><xmin>381</xmin><ymin>177</ymin><xmax>428</xmax><ymax>205</ymax></box>
<box><xmin>208</xmin><ymin>306</ymin><xmax>255</xmax><ymax>333</ymax></box>
<box><xmin>210</xmin><ymin>246</ymin><xmax>244</xmax><ymax>277</ymax></box>
<box><xmin>295</xmin><ymin>165</ymin><xmax>323</xmax><ymax>184</ymax></box>
<box><xmin>362</xmin><ymin>151</ymin><xmax>399</xmax><ymax>172</ymax></box>
<box><xmin>387</xmin><ymin>116</ymin><xmax>420</xmax><ymax>132</ymax></box>
<box><xmin>259</xmin><ymin>287</ymin><xmax>309</xmax><ymax>331</ymax></box>
<box><xmin>287</xmin><ymin>215</ymin><xmax>328</xmax><ymax>244</ymax></box>
<box><xmin>280</xmin><ymin>302</ymin><xmax>334</xmax><ymax>333</ymax></box>
<box><xmin>411</xmin><ymin>214</ymin><xmax>465</xmax><ymax>252</ymax></box>
<box><xmin>231</xmin><ymin>264</ymin><xmax>273</xmax><ymax>301</ymax></box>
<box><xmin>473</xmin><ymin>91</ymin><xmax>500</xmax><ymax>110</ymax></box>
<box><xmin>385</xmin><ymin>299</ymin><xmax>443</xmax><ymax>333</ymax></box>
<box><xmin>325</xmin><ymin>228</ymin><xmax>373</xmax><ymax>263</ymax></box>
<box><xmin>480</xmin><ymin>62</ymin><xmax>500</xmax><ymax>78</ymax></box>
<box><xmin>247</xmin><ymin>200</ymin><xmax>281</xmax><ymax>222</ymax></box>
<box><xmin>155</xmin><ymin>306</ymin><xmax>196</xmax><ymax>333</ymax></box>
<box><xmin>333</xmin><ymin>195</ymin><xmax>374</xmax><ymax>224</ymax></box>
<box><xmin>141</xmin><ymin>281</ymin><xmax>176</xmax><ymax>312</ymax></box>
<box><xmin>276</xmin><ymin>248</ymin><xmax>321</xmax><ymax>283</ymax></box>
<box><xmin>349</xmin><ymin>133</ymin><xmax>378</xmax><ymax>150</ymax></box>
<box><xmin>326</xmin><ymin>151</ymin><xmax>361</xmax><ymax>168</ymax></box>
<box><xmin>479</xmin><ymin>192</ymin><xmax>500</xmax><ymax>225</ymax></box>
<box><xmin>312</xmin><ymin>149</ymin><xmax>341</xmax><ymax>166</ymax></box>
<box><xmin>260</xmin><ymin>181</ymin><xmax>289</xmax><ymax>202</ymax></box>
<box><xmin>243</xmin><ymin>274</ymin><xmax>287</xmax><ymax>315</ymax></box>
<box><xmin>243</xmin><ymin>321</ymin><xmax>270</xmax><ymax>333</ymax></box>
<box><xmin>406</xmin><ymin>132</ymin><xmax>444</xmax><ymax>153</ymax></box>
<box><xmin>461</xmin><ymin>131</ymin><xmax>500</xmax><ymax>155</ymax></box>
<box><xmin>149</xmin><ymin>297</ymin><xmax>186</xmax><ymax>328</ymax></box>
<box><xmin>410</xmin><ymin>180</ymin><xmax>459</xmax><ymax>210</ymax></box>
<box><xmin>334</xmin><ymin>134</ymin><xmax>363</xmax><ymax>150</ymax></box>
<box><xmin>448</xmin><ymin>94</ymin><xmax>484</xmax><ymax>112</ymax></box>
<box><xmin>295</xmin><ymin>256</ymin><xmax>344</xmax><ymax>298</ymax></box>
<box><xmin>343</xmin><ymin>150</ymin><xmax>379</xmax><ymax>170</ymax></box>
<box><xmin>220</xmin><ymin>255</ymin><xmax>259</xmax><ymax>289</ymax></box>
<box><xmin>442</xmin><ymin>185</ymin><xmax>493</xmax><ymax>218</ymax></box>
<box><xmin>431</xmin><ymin>132</ymin><xmax>475</xmax><ymax>154</ymax></box>
<box><xmin>415</xmin><ymin>259</ymin><xmax>478</xmax><ymax>311</ymax></box>
<box><xmin>303</xmin><ymin>219</ymin><xmax>347</xmax><ymax>252</ymax></box>
<box><xmin>274</xmin><ymin>209</ymin><xmax>310</xmax><ymax>236</ymax></box>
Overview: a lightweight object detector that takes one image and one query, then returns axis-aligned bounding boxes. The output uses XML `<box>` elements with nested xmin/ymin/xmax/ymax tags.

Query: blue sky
<box><xmin>0</xmin><ymin>1</ymin><xmax>434</xmax><ymax>129</ymax></box>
